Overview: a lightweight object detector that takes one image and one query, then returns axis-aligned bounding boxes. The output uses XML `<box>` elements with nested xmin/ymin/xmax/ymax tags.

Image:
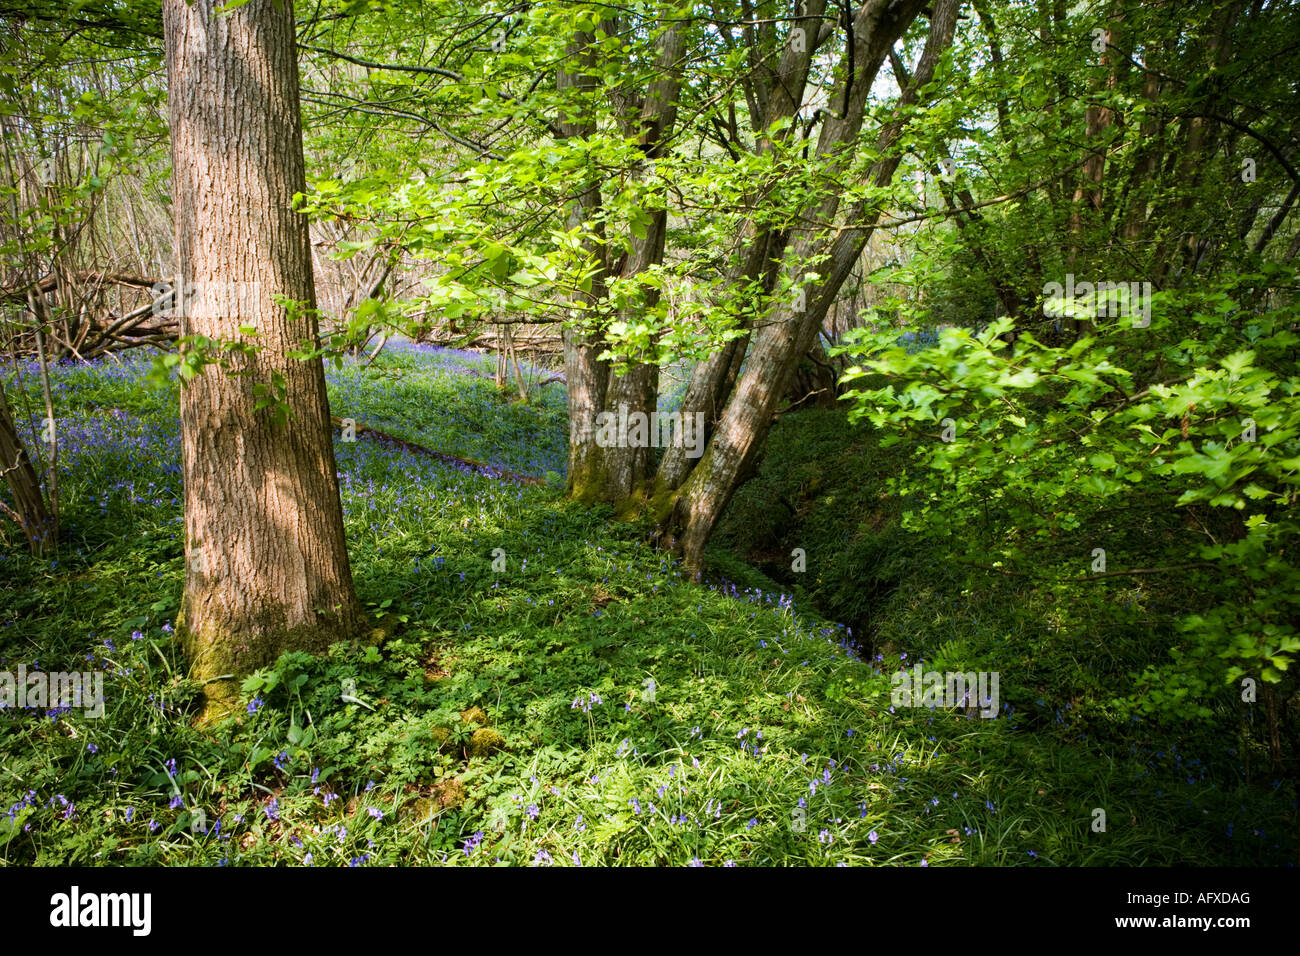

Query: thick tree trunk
<box><xmin>163</xmin><ymin>0</ymin><xmax>361</xmax><ymax>722</ymax></box>
<box><xmin>563</xmin><ymin>324</ymin><xmax>610</xmax><ymax>498</ymax></box>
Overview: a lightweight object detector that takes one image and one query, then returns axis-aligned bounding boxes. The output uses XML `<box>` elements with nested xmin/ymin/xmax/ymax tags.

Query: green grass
<box><xmin>0</xmin><ymin>350</ymin><xmax>1291</xmax><ymax>865</ymax></box>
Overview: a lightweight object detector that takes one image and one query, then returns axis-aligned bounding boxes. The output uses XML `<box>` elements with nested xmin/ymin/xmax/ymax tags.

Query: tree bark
<box><xmin>163</xmin><ymin>0</ymin><xmax>362</xmax><ymax>722</ymax></box>
<box><xmin>656</xmin><ymin>1</ymin><xmax>830</xmax><ymax>491</ymax></box>
<box><xmin>565</xmin><ymin>23</ymin><xmax>685</xmax><ymax>505</ymax></box>
<box><xmin>0</xmin><ymin>380</ymin><xmax>55</xmax><ymax>556</ymax></box>
<box><xmin>658</xmin><ymin>0</ymin><xmax>956</xmax><ymax>570</ymax></box>
<box><xmin>558</xmin><ymin>32</ymin><xmax>612</xmax><ymax>499</ymax></box>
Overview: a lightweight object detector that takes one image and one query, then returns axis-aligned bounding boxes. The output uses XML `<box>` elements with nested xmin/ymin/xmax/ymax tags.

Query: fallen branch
<box><xmin>1</xmin><ymin>270</ymin><xmax>161</xmax><ymax>303</ymax></box>
<box><xmin>330</xmin><ymin>415</ymin><xmax>543</xmax><ymax>485</ymax></box>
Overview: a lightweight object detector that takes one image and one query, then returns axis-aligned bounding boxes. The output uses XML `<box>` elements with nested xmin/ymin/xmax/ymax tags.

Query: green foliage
<box><xmin>836</xmin><ymin>268</ymin><xmax>1300</xmax><ymax>723</ymax></box>
<box><xmin>3</xmin><ymin>0</ymin><xmax>1298</xmax><ymax>869</ymax></box>
<box><xmin>2</xmin><ymin>348</ymin><xmax>1291</xmax><ymax>865</ymax></box>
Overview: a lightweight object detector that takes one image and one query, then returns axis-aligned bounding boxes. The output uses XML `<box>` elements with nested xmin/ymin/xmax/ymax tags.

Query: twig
<box><xmin>956</xmin><ymin>559</ymin><xmax>1216</xmax><ymax>582</ymax></box>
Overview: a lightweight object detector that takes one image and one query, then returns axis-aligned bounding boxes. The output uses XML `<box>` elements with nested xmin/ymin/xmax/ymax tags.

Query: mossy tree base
<box><xmin>181</xmin><ymin>607</ymin><xmax>357</xmax><ymax>727</ymax></box>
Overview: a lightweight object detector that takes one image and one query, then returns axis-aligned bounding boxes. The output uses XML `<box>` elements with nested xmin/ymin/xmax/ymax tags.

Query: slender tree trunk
<box><xmin>568</xmin><ymin>24</ymin><xmax>685</xmax><ymax>506</ymax></box>
<box><xmin>657</xmin><ymin>326</ymin><xmax>750</xmax><ymax>490</ymax></box>
<box><xmin>1121</xmin><ymin>68</ymin><xmax>1163</xmax><ymax>243</ymax></box>
<box><xmin>1064</xmin><ymin>14</ymin><xmax>1117</xmax><ymax>337</ymax></box>
<box><xmin>0</xmin><ymin>379</ymin><xmax>54</xmax><ymax>555</ymax></box>
<box><xmin>1152</xmin><ymin>0</ymin><xmax>1244</xmax><ymax>285</ymax></box>
<box><xmin>163</xmin><ymin>0</ymin><xmax>362</xmax><ymax>722</ymax></box>
<box><xmin>659</xmin><ymin>0</ymin><xmax>956</xmax><ymax>570</ymax></box>
<box><xmin>656</xmin><ymin>1</ymin><xmax>830</xmax><ymax>491</ymax></box>
<box><xmin>558</xmin><ymin>32</ymin><xmax>612</xmax><ymax>499</ymax></box>
<box><xmin>782</xmin><ymin>333</ymin><xmax>839</xmax><ymax>408</ymax></box>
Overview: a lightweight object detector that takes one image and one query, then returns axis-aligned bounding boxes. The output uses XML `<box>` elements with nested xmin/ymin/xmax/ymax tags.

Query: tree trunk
<box><xmin>659</xmin><ymin>0</ymin><xmax>956</xmax><ymax>570</ymax></box>
<box><xmin>558</xmin><ymin>32</ymin><xmax>613</xmax><ymax>500</ymax></box>
<box><xmin>566</xmin><ymin>24</ymin><xmax>684</xmax><ymax>506</ymax></box>
<box><xmin>163</xmin><ymin>0</ymin><xmax>362</xmax><ymax>722</ymax></box>
<box><xmin>655</xmin><ymin>2</ymin><xmax>831</xmax><ymax>492</ymax></box>
<box><xmin>782</xmin><ymin>333</ymin><xmax>839</xmax><ymax>409</ymax></box>
<box><xmin>0</xmin><ymin>380</ymin><xmax>55</xmax><ymax>556</ymax></box>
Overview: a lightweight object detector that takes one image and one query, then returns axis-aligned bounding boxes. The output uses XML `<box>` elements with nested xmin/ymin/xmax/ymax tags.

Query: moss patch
<box><xmin>467</xmin><ymin>727</ymin><xmax>506</xmax><ymax>757</ymax></box>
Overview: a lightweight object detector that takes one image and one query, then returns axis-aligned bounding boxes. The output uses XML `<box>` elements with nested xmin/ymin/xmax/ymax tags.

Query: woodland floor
<box><xmin>0</xmin><ymin>344</ymin><xmax>1291</xmax><ymax>865</ymax></box>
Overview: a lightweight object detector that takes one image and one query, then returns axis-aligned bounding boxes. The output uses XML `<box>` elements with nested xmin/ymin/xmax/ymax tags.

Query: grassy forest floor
<box><xmin>0</xmin><ymin>345</ymin><xmax>1292</xmax><ymax>865</ymax></box>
